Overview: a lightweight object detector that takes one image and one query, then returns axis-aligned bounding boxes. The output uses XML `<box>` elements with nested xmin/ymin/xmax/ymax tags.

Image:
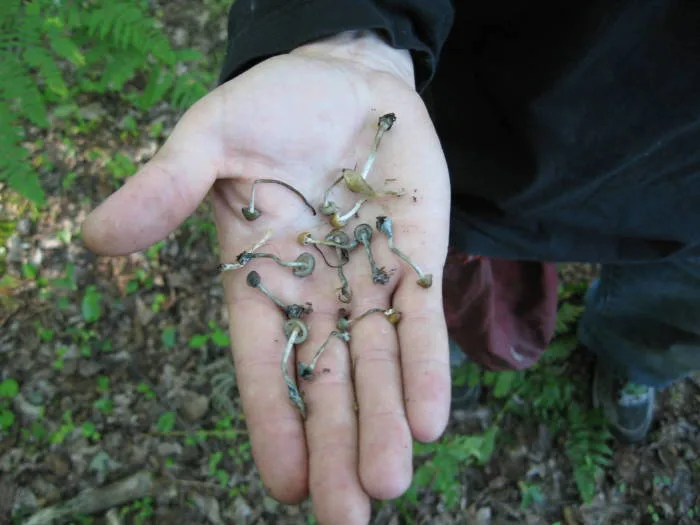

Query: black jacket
<box><xmin>219</xmin><ymin>1</ymin><xmax>700</xmax><ymax>263</ymax></box>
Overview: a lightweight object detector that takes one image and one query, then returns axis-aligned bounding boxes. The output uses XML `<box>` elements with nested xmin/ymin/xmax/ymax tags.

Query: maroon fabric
<box><xmin>442</xmin><ymin>250</ymin><xmax>559</xmax><ymax>371</ymax></box>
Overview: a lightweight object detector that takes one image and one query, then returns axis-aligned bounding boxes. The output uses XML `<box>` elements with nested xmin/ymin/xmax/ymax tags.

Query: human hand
<box><xmin>82</xmin><ymin>31</ymin><xmax>452</xmax><ymax>524</ymax></box>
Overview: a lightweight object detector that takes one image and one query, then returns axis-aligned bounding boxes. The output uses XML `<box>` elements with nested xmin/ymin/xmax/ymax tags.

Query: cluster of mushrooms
<box><xmin>218</xmin><ymin>113</ymin><xmax>432</xmax><ymax>418</ymax></box>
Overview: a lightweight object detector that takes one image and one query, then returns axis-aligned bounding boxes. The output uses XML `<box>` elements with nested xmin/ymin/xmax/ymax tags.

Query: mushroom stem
<box><xmin>337</xmin><ymin>307</ymin><xmax>401</xmax><ymax>332</ymax></box>
<box><xmin>217</xmin><ymin>230</ymin><xmax>272</xmax><ymax>272</ymax></box>
<box><xmin>336</xmin><ymin>246</ymin><xmax>352</xmax><ymax>303</ymax></box>
<box><xmin>331</xmin><ymin>198</ymin><xmax>368</xmax><ymax>228</ymax></box>
<box><xmin>359</xmin><ymin>113</ymin><xmax>396</xmax><ymax>181</ymax></box>
<box><xmin>298</xmin><ymin>232</ymin><xmax>357</xmax><ymax>250</ymax></box>
<box><xmin>246</xmin><ymin>271</ymin><xmax>313</xmax><ymax>318</ymax></box>
<box><xmin>298</xmin><ymin>330</ymin><xmax>350</xmax><ymax>381</ymax></box>
<box><xmin>247</xmin><ymin>252</ymin><xmax>315</xmax><ymax>277</ymax></box>
<box><xmin>354</xmin><ymin>223</ymin><xmax>389</xmax><ymax>284</ymax></box>
<box><xmin>376</xmin><ymin>216</ymin><xmax>433</xmax><ymax>288</ymax></box>
<box><xmin>281</xmin><ymin>319</ymin><xmax>308</xmax><ymax>418</ymax></box>
<box><xmin>320</xmin><ymin>174</ymin><xmax>345</xmax><ymax>215</ymax></box>
<box><xmin>242</xmin><ymin>179</ymin><xmax>317</xmax><ymax>221</ymax></box>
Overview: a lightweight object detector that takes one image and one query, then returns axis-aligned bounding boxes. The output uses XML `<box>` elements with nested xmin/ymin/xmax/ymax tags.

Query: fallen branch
<box><xmin>24</xmin><ymin>471</ymin><xmax>154</xmax><ymax>525</ymax></box>
<box><xmin>146</xmin><ymin>428</ymin><xmax>247</xmax><ymax>438</ymax></box>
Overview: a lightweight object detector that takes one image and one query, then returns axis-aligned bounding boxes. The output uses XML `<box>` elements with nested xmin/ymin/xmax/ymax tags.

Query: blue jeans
<box><xmin>578</xmin><ymin>258</ymin><xmax>700</xmax><ymax>389</ymax></box>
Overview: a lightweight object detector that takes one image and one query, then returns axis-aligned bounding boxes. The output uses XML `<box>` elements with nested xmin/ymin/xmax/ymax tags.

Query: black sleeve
<box><xmin>218</xmin><ymin>0</ymin><xmax>454</xmax><ymax>92</ymax></box>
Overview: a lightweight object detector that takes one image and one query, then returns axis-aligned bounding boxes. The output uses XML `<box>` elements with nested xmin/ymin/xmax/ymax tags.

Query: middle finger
<box><xmin>346</xmin><ymin>254</ymin><xmax>413</xmax><ymax>500</ymax></box>
<box><xmin>299</xmin><ymin>308</ymin><xmax>371</xmax><ymax>524</ymax></box>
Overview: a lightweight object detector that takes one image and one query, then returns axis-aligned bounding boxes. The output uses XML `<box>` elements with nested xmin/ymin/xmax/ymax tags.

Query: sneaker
<box><xmin>449</xmin><ymin>338</ymin><xmax>482</xmax><ymax>410</ymax></box>
<box><xmin>592</xmin><ymin>359</ymin><xmax>656</xmax><ymax>443</ymax></box>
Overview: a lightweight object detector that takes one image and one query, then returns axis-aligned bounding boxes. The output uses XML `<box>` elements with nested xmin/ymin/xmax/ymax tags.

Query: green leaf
<box><xmin>51</xmin><ymin>104</ymin><xmax>77</xmax><ymax>119</ymax></box>
<box><xmin>7</xmin><ymin>170</ymin><xmax>45</xmax><ymax>204</ymax></box>
<box><xmin>125</xmin><ymin>279</ymin><xmax>140</xmax><ymax>294</ymax></box>
<box><xmin>57</xmin><ymin>227</ymin><xmax>72</xmax><ymax>244</ymax></box>
<box><xmin>555</xmin><ymin>303</ymin><xmax>585</xmax><ymax>335</ymax></box>
<box><xmin>469</xmin><ymin>426</ymin><xmax>497</xmax><ymax>465</ymax></box>
<box><xmin>208</xmin><ymin>451</ymin><xmax>223</xmax><ymax>472</ymax></box>
<box><xmin>30</xmin><ymin>420</ymin><xmax>48</xmax><ymax>441</ymax></box>
<box><xmin>211</xmin><ymin>329</ymin><xmax>230</xmax><ymax>348</ymax></box>
<box><xmin>492</xmin><ymin>370</ymin><xmax>519</xmax><ymax>398</ymax></box>
<box><xmin>482</xmin><ymin>371</ymin><xmax>497</xmax><ymax>386</ymax></box>
<box><xmin>175</xmin><ymin>49</ymin><xmax>203</xmax><ymax>62</ymax></box>
<box><xmin>49</xmin><ymin>36</ymin><xmax>85</xmax><ymax>66</ymax></box>
<box><xmin>94</xmin><ymin>398</ymin><xmax>114</xmax><ymax>414</ymax></box>
<box><xmin>96</xmin><ymin>376</ymin><xmax>109</xmax><ymax>393</ymax></box>
<box><xmin>156</xmin><ymin>411</ymin><xmax>176</xmax><ymax>433</ymax></box>
<box><xmin>0</xmin><ymin>409</ymin><xmax>16</xmax><ymax>430</ymax></box>
<box><xmin>544</xmin><ymin>335</ymin><xmax>577</xmax><ymax>361</ymax></box>
<box><xmin>136</xmin><ymin>69</ymin><xmax>173</xmax><ymax>109</ymax></box>
<box><xmin>81</xmin><ymin>421</ymin><xmax>97</xmax><ymax>437</ymax></box>
<box><xmin>37</xmin><ymin>327</ymin><xmax>54</xmax><ymax>342</ymax></box>
<box><xmin>0</xmin><ymin>378</ymin><xmax>19</xmax><ymax>398</ymax></box>
<box><xmin>188</xmin><ymin>334</ymin><xmax>208</xmax><ymax>349</ymax></box>
<box><xmin>81</xmin><ymin>285</ymin><xmax>103</xmax><ymax>322</ymax></box>
<box><xmin>215</xmin><ymin>470</ymin><xmax>229</xmax><ymax>487</ymax></box>
<box><xmin>22</xmin><ymin>263</ymin><xmax>39</xmax><ymax>279</ymax></box>
<box><xmin>161</xmin><ymin>326</ymin><xmax>177</xmax><ymax>348</ymax></box>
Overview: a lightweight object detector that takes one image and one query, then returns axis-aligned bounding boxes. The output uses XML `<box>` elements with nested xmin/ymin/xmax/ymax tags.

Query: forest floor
<box><xmin>1</xmin><ymin>2</ymin><xmax>699</xmax><ymax>524</ymax></box>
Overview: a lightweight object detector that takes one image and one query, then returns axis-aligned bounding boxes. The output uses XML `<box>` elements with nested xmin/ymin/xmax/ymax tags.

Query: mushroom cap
<box><xmin>376</xmin><ymin>216</ymin><xmax>393</xmax><ymax>237</ymax></box>
<box><xmin>319</xmin><ymin>201</ymin><xmax>337</xmax><ymax>216</ymax></box>
<box><xmin>292</xmin><ymin>252</ymin><xmax>315</xmax><ymax>277</ymax></box>
<box><xmin>283</xmin><ymin>318</ymin><xmax>309</xmax><ymax>343</ymax></box>
<box><xmin>325</xmin><ymin>230</ymin><xmax>352</xmax><ymax>247</ymax></box>
<box><xmin>298</xmin><ymin>362</ymin><xmax>314</xmax><ymax>381</ymax></box>
<box><xmin>417</xmin><ymin>274</ymin><xmax>434</xmax><ymax>289</ymax></box>
<box><xmin>241</xmin><ymin>207</ymin><xmax>261</xmax><ymax>221</ymax></box>
<box><xmin>378</xmin><ymin>112</ymin><xmax>397</xmax><ymax>131</ymax></box>
<box><xmin>354</xmin><ymin>223</ymin><xmax>373</xmax><ymax>244</ymax></box>
<box><xmin>297</xmin><ymin>232</ymin><xmax>312</xmax><ymax>246</ymax></box>
<box><xmin>246</xmin><ymin>270</ymin><xmax>261</xmax><ymax>288</ymax></box>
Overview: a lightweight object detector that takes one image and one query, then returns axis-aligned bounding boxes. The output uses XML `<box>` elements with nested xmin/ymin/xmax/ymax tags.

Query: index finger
<box><xmin>214</xmin><ymin>190</ymin><xmax>312</xmax><ymax>503</ymax></box>
<box><xmin>224</xmin><ymin>276</ymin><xmax>310</xmax><ymax>503</ymax></box>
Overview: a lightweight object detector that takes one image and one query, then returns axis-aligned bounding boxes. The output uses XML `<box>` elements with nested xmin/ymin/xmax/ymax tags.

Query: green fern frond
<box><xmin>171</xmin><ymin>71</ymin><xmax>212</xmax><ymax>109</ymax></box>
<box><xmin>23</xmin><ymin>46</ymin><xmax>68</xmax><ymax>98</ymax></box>
<box><xmin>100</xmin><ymin>52</ymin><xmax>145</xmax><ymax>91</ymax></box>
<box><xmin>134</xmin><ymin>69</ymin><xmax>175</xmax><ymax>109</ymax></box>
<box><xmin>0</xmin><ymin>0</ymin><xmax>210</xmax><ymax>204</ymax></box>
<box><xmin>82</xmin><ymin>3</ymin><xmax>171</xmax><ymax>58</ymax></box>
<box><xmin>565</xmin><ymin>405</ymin><xmax>613</xmax><ymax>503</ymax></box>
<box><xmin>0</xmin><ymin>105</ymin><xmax>45</xmax><ymax>203</ymax></box>
<box><xmin>0</xmin><ymin>55</ymin><xmax>47</xmax><ymax>127</ymax></box>
<box><xmin>555</xmin><ymin>302</ymin><xmax>585</xmax><ymax>335</ymax></box>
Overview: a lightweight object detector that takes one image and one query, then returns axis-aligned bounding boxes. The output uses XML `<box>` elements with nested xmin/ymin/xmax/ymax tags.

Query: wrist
<box><xmin>291</xmin><ymin>30</ymin><xmax>415</xmax><ymax>89</ymax></box>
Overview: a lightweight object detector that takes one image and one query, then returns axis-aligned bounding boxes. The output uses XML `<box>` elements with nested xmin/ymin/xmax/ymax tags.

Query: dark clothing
<box><xmin>579</xmin><ymin>256</ymin><xmax>700</xmax><ymax>388</ymax></box>
<box><xmin>220</xmin><ymin>0</ymin><xmax>700</xmax><ymax>264</ymax></box>
<box><xmin>219</xmin><ymin>1</ymin><xmax>700</xmax><ymax>382</ymax></box>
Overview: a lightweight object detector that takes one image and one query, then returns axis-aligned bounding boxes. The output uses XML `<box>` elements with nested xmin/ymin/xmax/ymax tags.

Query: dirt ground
<box><xmin>2</xmin><ymin>3</ymin><xmax>700</xmax><ymax>524</ymax></box>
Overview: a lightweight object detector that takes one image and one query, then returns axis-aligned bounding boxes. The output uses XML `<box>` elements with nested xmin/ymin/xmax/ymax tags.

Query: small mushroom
<box><xmin>297</xmin><ymin>231</ymin><xmax>357</xmax><ymax>250</ymax></box>
<box><xmin>281</xmin><ymin>318</ymin><xmax>309</xmax><ymax>418</ymax></box>
<box><xmin>242</xmin><ymin>178</ymin><xmax>316</xmax><ymax>221</ymax></box>
<box><xmin>244</xmin><ymin>251</ymin><xmax>316</xmax><ymax>277</ymax></box>
<box><xmin>298</xmin><ymin>330</ymin><xmax>350</xmax><ymax>381</ymax></box>
<box><xmin>246</xmin><ymin>270</ymin><xmax>313</xmax><ymax>318</ymax></box>
<box><xmin>218</xmin><ymin>230</ymin><xmax>272</xmax><ymax>272</ymax></box>
<box><xmin>376</xmin><ymin>216</ymin><xmax>433</xmax><ymax>288</ymax></box>
<box><xmin>354</xmin><ymin>223</ymin><xmax>389</xmax><ymax>285</ymax></box>
<box><xmin>336</xmin><ymin>307</ymin><xmax>401</xmax><ymax>332</ymax></box>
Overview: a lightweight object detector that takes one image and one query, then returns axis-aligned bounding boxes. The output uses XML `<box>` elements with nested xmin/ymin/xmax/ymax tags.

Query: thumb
<box><xmin>81</xmin><ymin>103</ymin><xmax>222</xmax><ymax>256</ymax></box>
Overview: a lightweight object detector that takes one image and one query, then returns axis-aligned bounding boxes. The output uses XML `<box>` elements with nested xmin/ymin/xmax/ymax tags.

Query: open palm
<box><xmin>83</xmin><ymin>45</ymin><xmax>452</xmax><ymax>524</ymax></box>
